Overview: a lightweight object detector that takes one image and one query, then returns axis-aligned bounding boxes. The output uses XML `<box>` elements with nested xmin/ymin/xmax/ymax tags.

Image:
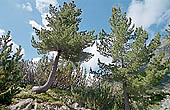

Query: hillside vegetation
<box><xmin>0</xmin><ymin>1</ymin><xmax>170</xmax><ymax>110</ymax></box>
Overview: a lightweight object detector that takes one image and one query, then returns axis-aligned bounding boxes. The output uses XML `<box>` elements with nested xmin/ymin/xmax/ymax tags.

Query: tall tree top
<box><xmin>97</xmin><ymin>7</ymin><xmax>163</xmax><ymax>82</ymax></box>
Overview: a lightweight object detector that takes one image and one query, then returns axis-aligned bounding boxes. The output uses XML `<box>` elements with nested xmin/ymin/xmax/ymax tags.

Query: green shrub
<box><xmin>20</xmin><ymin>56</ymin><xmax>53</xmax><ymax>86</ymax></box>
<box><xmin>20</xmin><ymin>56</ymin><xmax>73</xmax><ymax>90</ymax></box>
<box><xmin>72</xmin><ymin>73</ymin><xmax>124</xmax><ymax>110</ymax></box>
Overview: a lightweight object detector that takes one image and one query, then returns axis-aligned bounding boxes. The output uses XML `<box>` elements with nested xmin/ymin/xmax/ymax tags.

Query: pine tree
<box><xmin>0</xmin><ymin>31</ymin><xmax>23</xmax><ymax>104</ymax></box>
<box><xmin>31</xmin><ymin>1</ymin><xmax>96</xmax><ymax>93</ymax></box>
<box><xmin>96</xmin><ymin>7</ymin><xmax>170</xmax><ymax>109</ymax></box>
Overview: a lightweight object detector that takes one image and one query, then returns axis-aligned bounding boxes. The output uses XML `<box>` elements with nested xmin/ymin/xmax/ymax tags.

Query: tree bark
<box><xmin>123</xmin><ymin>82</ymin><xmax>130</xmax><ymax>110</ymax></box>
<box><xmin>32</xmin><ymin>51</ymin><xmax>61</xmax><ymax>93</ymax></box>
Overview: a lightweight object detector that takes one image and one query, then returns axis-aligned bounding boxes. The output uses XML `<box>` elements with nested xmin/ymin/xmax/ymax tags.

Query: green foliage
<box><xmin>71</xmin><ymin>64</ymin><xmax>87</xmax><ymax>88</ymax></box>
<box><xmin>20</xmin><ymin>56</ymin><xmax>53</xmax><ymax>86</ymax></box>
<box><xmin>0</xmin><ymin>32</ymin><xmax>23</xmax><ymax>105</ymax></box>
<box><xmin>15</xmin><ymin>86</ymin><xmax>72</xmax><ymax>105</ymax></box>
<box><xmin>96</xmin><ymin>7</ymin><xmax>170</xmax><ymax>109</ymax></box>
<box><xmin>54</xmin><ymin>60</ymin><xmax>75</xmax><ymax>90</ymax></box>
<box><xmin>31</xmin><ymin>1</ymin><xmax>96</xmax><ymax>63</ymax></box>
<box><xmin>72</xmin><ymin>72</ymin><xmax>124</xmax><ymax>110</ymax></box>
<box><xmin>21</xmin><ymin>56</ymin><xmax>78</xmax><ymax>89</ymax></box>
<box><xmin>0</xmin><ymin>105</ymin><xmax>9</xmax><ymax>110</ymax></box>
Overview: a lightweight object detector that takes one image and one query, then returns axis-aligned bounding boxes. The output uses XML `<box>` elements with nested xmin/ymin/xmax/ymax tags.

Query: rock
<box><xmin>23</xmin><ymin>102</ymin><xmax>32</xmax><ymax>110</ymax></box>
<box><xmin>79</xmin><ymin>107</ymin><xmax>86</xmax><ymax>110</ymax></box>
<box><xmin>66</xmin><ymin>99</ymin><xmax>72</xmax><ymax>105</ymax></box>
<box><xmin>10</xmin><ymin>98</ymin><xmax>33</xmax><ymax>110</ymax></box>
<box><xmin>160</xmin><ymin>95</ymin><xmax>170</xmax><ymax>110</ymax></box>
<box><xmin>60</xmin><ymin>105</ymin><xmax>70</xmax><ymax>110</ymax></box>
<box><xmin>72</xmin><ymin>102</ymin><xmax>79</xmax><ymax>109</ymax></box>
<box><xmin>157</xmin><ymin>38</ymin><xmax>170</xmax><ymax>63</ymax></box>
<box><xmin>9</xmin><ymin>97</ymin><xmax>91</xmax><ymax>110</ymax></box>
<box><xmin>47</xmin><ymin>105</ymin><xmax>51</xmax><ymax>110</ymax></box>
<box><xmin>34</xmin><ymin>99</ymin><xmax>38</xmax><ymax>110</ymax></box>
<box><xmin>55</xmin><ymin>106</ymin><xmax>60</xmax><ymax>110</ymax></box>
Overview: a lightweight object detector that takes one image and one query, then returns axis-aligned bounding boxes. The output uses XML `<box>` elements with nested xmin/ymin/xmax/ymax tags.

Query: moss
<box><xmin>14</xmin><ymin>90</ymin><xmax>36</xmax><ymax>99</ymax></box>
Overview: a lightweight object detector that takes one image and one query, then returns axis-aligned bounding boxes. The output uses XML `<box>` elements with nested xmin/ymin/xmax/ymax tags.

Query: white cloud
<box><xmin>0</xmin><ymin>29</ymin><xmax>5</xmax><ymax>36</ymax></box>
<box><xmin>29</xmin><ymin>20</ymin><xmax>42</xmax><ymax>30</ymax></box>
<box><xmin>16</xmin><ymin>2</ymin><xmax>33</xmax><ymax>12</ymax></box>
<box><xmin>29</xmin><ymin>0</ymin><xmax>58</xmax><ymax>30</ymax></box>
<box><xmin>49</xmin><ymin>51</ymin><xmax>58</xmax><ymax>59</ymax></box>
<box><xmin>29</xmin><ymin>14</ymin><xmax>51</xmax><ymax>30</ymax></box>
<box><xmin>36</xmin><ymin>0</ymin><xmax>58</xmax><ymax>14</ymax></box>
<box><xmin>36</xmin><ymin>0</ymin><xmax>58</xmax><ymax>27</ymax></box>
<box><xmin>81</xmin><ymin>41</ymin><xmax>112</xmax><ymax>71</ymax></box>
<box><xmin>32</xmin><ymin>57</ymin><xmax>41</xmax><ymax>62</ymax></box>
<box><xmin>127</xmin><ymin>0</ymin><xmax>170</xmax><ymax>29</ymax></box>
<box><xmin>41</xmin><ymin>13</ymin><xmax>50</xmax><ymax>27</ymax></box>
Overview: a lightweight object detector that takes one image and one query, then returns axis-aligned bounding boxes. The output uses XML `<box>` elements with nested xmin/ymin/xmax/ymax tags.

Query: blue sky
<box><xmin>0</xmin><ymin>0</ymin><xmax>170</xmax><ymax>70</ymax></box>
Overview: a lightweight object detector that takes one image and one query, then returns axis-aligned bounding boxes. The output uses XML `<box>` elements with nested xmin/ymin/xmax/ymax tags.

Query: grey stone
<box><xmin>159</xmin><ymin>95</ymin><xmax>170</xmax><ymax>110</ymax></box>
<box><xmin>79</xmin><ymin>107</ymin><xmax>86</xmax><ymax>110</ymax></box>
<box><xmin>72</xmin><ymin>102</ymin><xmax>79</xmax><ymax>109</ymax></box>
<box><xmin>66</xmin><ymin>99</ymin><xmax>72</xmax><ymax>105</ymax></box>
<box><xmin>34</xmin><ymin>99</ymin><xmax>38</xmax><ymax>110</ymax></box>
<box><xmin>47</xmin><ymin>105</ymin><xmax>51</xmax><ymax>110</ymax></box>
<box><xmin>23</xmin><ymin>102</ymin><xmax>32</xmax><ymax>110</ymax></box>
<box><xmin>55</xmin><ymin>106</ymin><xmax>60</xmax><ymax>110</ymax></box>
<box><xmin>60</xmin><ymin>105</ymin><xmax>70</xmax><ymax>110</ymax></box>
<box><xmin>10</xmin><ymin>98</ymin><xmax>33</xmax><ymax>110</ymax></box>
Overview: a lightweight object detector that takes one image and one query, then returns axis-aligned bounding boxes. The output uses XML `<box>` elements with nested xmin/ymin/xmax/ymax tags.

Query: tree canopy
<box><xmin>32</xmin><ymin>1</ymin><xmax>96</xmax><ymax>63</ymax></box>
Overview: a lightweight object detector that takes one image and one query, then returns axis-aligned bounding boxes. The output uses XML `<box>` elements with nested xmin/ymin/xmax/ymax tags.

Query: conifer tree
<box><xmin>31</xmin><ymin>1</ymin><xmax>96</xmax><ymax>93</ymax></box>
<box><xmin>96</xmin><ymin>7</ymin><xmax>170</xmax><ymax>109</ymax></box>
<box><xmin>0</xmin><ymin>32</ymin><xmax>23</xmax><ymax>104</ymax></box>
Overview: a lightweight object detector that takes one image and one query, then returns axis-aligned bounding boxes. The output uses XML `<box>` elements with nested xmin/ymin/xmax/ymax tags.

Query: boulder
<box><xmin>10</xmin><ymin>98</ymin><xmax>33</xmax><ymax>110</ymax></box>
<box><xmin>60</xmin><ymin>105</ymin><xmax>70</xmax><ymax>110</ymax></box>
<box><xmin>71</xmin><ymin>102</ymin><xmax>79</xmax><ymax>109</ymax></box>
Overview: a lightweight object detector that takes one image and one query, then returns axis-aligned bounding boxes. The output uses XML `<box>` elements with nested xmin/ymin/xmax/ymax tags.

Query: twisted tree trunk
<box><xmin>32</xmin><ymin>51</ymin><xmax>61</xmax><ymax>93</ymax></box>
<box><xmin>123</xmin><ymin>82</ymin><xmax>130</xmax><ymax>110</ymax></box>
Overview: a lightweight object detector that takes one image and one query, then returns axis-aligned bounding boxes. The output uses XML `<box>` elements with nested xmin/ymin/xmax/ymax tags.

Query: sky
<box><xmin>0</xmin><ymin>0</ymin><xmax>170</xmax><ymax>70</ymax></box>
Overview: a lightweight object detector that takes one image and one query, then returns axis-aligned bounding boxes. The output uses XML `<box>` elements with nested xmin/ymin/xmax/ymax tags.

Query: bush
<box><xmin>72</xmin><ymin>72</ymin><xmax>124</xmax><ymax>110</ymax></box>
<box><xmin>20</xmin><ymin>56</ymin><xmax>53</xmax><ymax>86</ymax></box>
<box><xmin>20</xmin><ymin>57</ymin><xmax>73</xmax><ymax>89</ymax></box>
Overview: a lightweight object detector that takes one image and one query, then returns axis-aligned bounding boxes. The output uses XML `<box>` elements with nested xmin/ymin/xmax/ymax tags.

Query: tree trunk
<box><xmin>32</xmin><ymin>51</ymin><xmax>61</xmax><ymax>93</ymax></box>
<box><xmin>123</xmin><ymin>82</ymin><xmax>130</xmax><ymax>110</ymax></box>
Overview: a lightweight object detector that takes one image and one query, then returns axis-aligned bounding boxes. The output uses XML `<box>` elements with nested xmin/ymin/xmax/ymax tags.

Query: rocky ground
<box><xmin>1</xmin><ymin>87</ymin><xmax>91</xmax><ymax>110</ymax></box>
<box><xmin>9</xmin><ymin>98</ymin><xmax>90</xmax><ymax>110</ymax></box>
<box><xmin>1</xmin><ymin>84</ymin><xmax>170</xmax><ymax>110</ymax></box>
<box><xmin>8</xmin><ymin>95</ymin><xmax>170</xmax><ymax>110</ymax></box>
<box><xmin>159</xmin><ymin>95</ymin><xmax>170</xmax><ymax>110</ymax></box>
